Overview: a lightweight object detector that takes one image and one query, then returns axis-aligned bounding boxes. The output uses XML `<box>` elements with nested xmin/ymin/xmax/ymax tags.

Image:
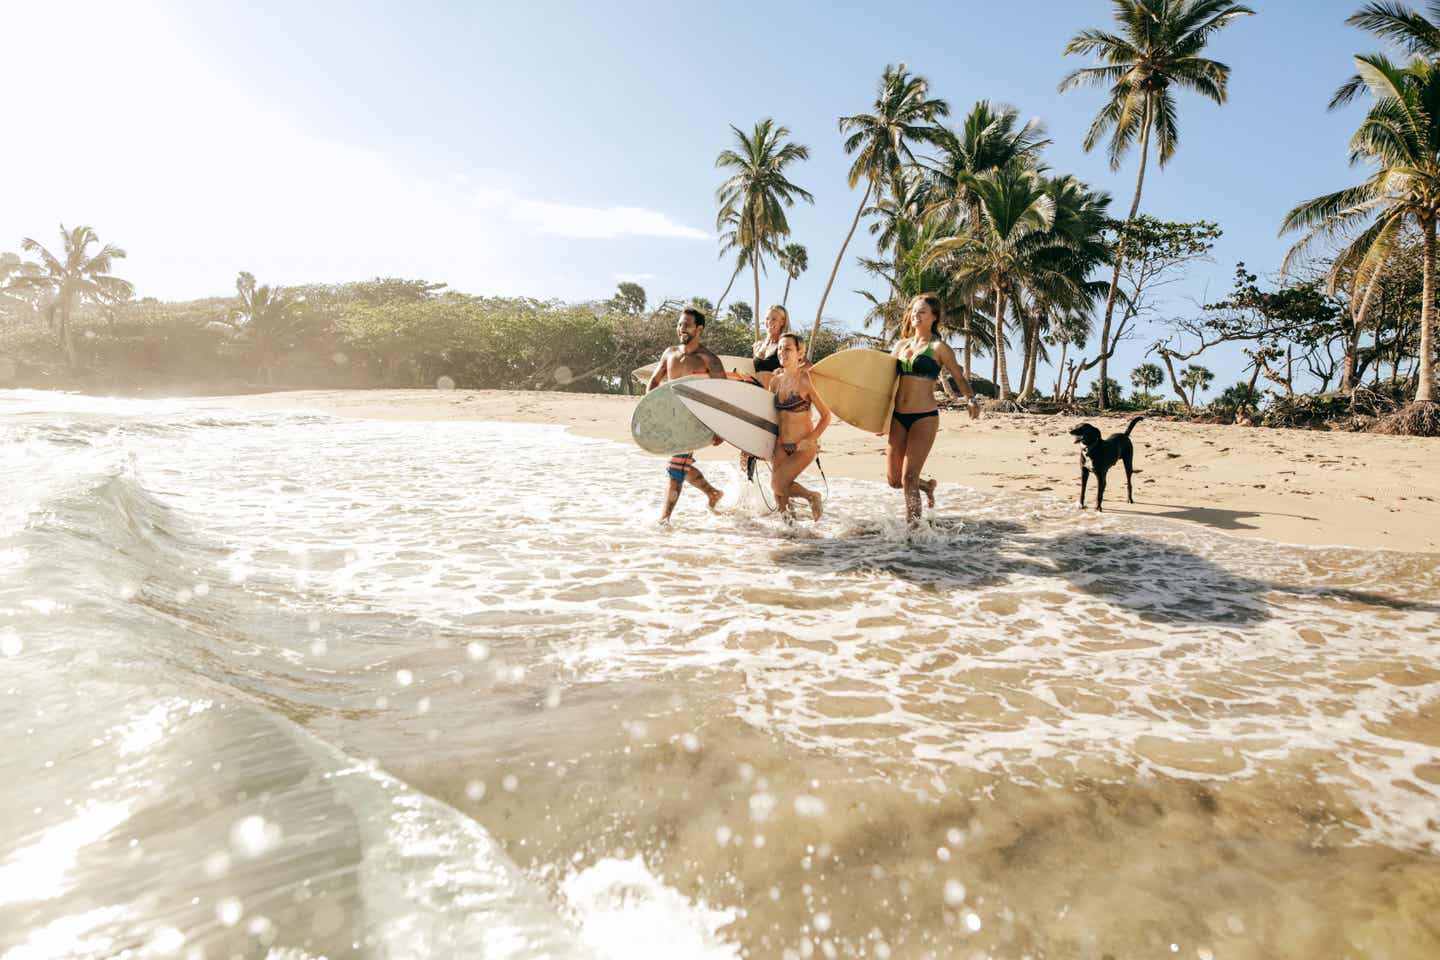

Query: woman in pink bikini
<box><xmin>769</xmin><ymin>333</ymin><xmax>831</xmax><ymax>521</ymax></box>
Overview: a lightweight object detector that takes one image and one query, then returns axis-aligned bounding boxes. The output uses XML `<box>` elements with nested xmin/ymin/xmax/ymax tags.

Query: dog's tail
<box><xmin>1124</xmin><ymin>414</ymin><xmax>1146</xmax><ymax>437</ymax></box>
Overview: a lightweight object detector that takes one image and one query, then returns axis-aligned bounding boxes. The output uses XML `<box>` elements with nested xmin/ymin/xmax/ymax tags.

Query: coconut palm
<box><xmin>13</xmin><ymin>224</ymin><xmax>133</xmax><ymax>368</ymax></box>
<box><xmin>1180</xmin><ymin>363</ymin><xmax>1215</xmax><ymax>406</ymax></box>
<box><xmin>715</xmin><ymin>119</ymin><xmax>813</xmax><ymax>337</ymax></box>
<box><xmin>227</xmin><ymin>271</ymin><xmax>302</xmax><ymax>384</ymax></box>
<box><xmin>921</xmin><ymin>101</ymin><xmax>1050</xmax><ymax>379</ymax></box>
<box><xmin>1282</xmin><ymin>54</ymin><xmax>1440</xmax><ymax>403</ymax></box>
<box><xmin>809</xmin><ymin>64</ymin><xmax>949</xmax><ymax>353</ymax></box>
<box><xmin>1014</xmin><ymin>175</ymin><xmax>1114</xmax><ymax>401</ymax></box>
<box><xmin>1332</xmin><ymin>2</ymin><xmax>1440</xmax><ymax>109</ymax></box>
<box><xmin>924</xmin><ymin>161</ymin><xmax>1057</xmax><ymax>399</ymax></box>
<box><xmin>778</xmin><ymin>243</ymin><xmax>809</xmax><ymax>307</ymax></box>
<box><xmin>1059</xmin><ymin>0</ymin><xmax>1254</xmax><ymax>409</ymax></box>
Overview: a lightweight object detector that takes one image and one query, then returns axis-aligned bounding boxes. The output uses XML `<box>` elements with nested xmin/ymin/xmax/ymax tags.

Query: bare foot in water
<box><xmin>808</xmin><ymin>492</ymin><xmax>824</xmax><ymax>521</ymax></box>
<box><xmin>706</xmin><ymin>487</ymin><xmax>724</xmax><ymax>512</ymax></box>
<box><xmin>920</xmin><ymin>478</ymin><xmax>937</xmax><ymax>508</ymax></box>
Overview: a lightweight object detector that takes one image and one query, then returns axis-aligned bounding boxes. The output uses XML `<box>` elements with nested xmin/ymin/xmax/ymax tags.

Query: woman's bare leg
<box><xmin>901</xmin><ymin>417</ymin><xmax>940</xmax><ymax>525</ymax></box>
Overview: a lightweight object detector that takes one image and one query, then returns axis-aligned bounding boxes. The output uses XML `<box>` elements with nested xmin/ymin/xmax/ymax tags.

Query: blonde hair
<box><xmin>767</xmin><ymin>304</ymin><xmax>790</xmax><ymax>329</ymax></box>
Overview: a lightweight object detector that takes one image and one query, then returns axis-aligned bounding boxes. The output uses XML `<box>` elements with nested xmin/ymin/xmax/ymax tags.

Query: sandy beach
<box><xmin>224</xmin><ymin>388</ymin><xmax>1440</xmax><ymax>554</ymax></box>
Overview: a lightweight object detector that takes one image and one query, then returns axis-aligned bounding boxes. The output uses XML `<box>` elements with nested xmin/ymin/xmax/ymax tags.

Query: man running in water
<box><xmin>647</xmin><ymin>307</ymin><xmax>726</xmax><ymax>522</ymax></box>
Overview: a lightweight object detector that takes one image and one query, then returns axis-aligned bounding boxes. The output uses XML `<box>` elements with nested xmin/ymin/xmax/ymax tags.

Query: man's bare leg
<box><xmin>660</xmin><ymin>479</ymin><xmax>683</xmax><ymax>523</ymax></box>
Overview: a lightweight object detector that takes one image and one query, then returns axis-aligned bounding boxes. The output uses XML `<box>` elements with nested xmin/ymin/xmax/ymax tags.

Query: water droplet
<box><xmin>936</xmin><ymin>846</ymin><xmax>951</xmax><ymax>863</ymax></box>
<box><xmin>396</xmin><ymin>669</ymin><xmax>413</xmax><ymax>687</ymax></box>
<box><xmin>501</xmin><ymin>774</ymin><xmax>518</xmax><ymax>792</ymax></box>
<box><xmin>146</xmin><ymin>927</ymin><xmax>184</xmax><ymax>955</ymax></box>
<box><xmin>793</xmin><ymin>795</ymin><xmax>826</xmax><ymax>818</ymax></box>
<box><xmin>944</xmin><ymin>879</ymin><xmax>966</xmax><ymax>906</ymax></box>
<box><xmin>466</xmin><ymin>641</ymin><xmax>489</xmax><ymax>661</ymax></box>
<box><xmin>229</xmin><ymin>815</ymin><xmax>282</xmax><ymax>859</ymax></box>
<box><xmin>813</xmin><ymin>912</ymin><xmax>831</xmax><ymax>933</ymax></box>
<box><xmin>465</xmin><ymin>780</ymin><xmax>486</xmax><ymax>801</ymax></box>
<box><xmin>203</xmin><ymin>851</ymin><xmax>231</xmax><ymax>878</ymax></box>
<box><xmin>680</xmin><ymin>733</ymin><xmax>700</xmax><ymax>753</ymax></box>
<box><xmin>963</xmin><ymin>911</ymin><xmax>981</xmax><ymax>932</ymax></box>
<box><xmin>0</xmin><ymin>631</ymin><xmax>22</xmax><ymax>657</ymax></box>
<box><xmin>436</xmin><ymin>375</ymin><xmax>456</xmax><ymax>390</ymax></box>
<box><xmin>216</xmin><ymin>897</ymin><xmax>243</xmax><ymax>926</ymax></box>
<box><xmin>715</xmin><ymin>825</ymin><xmax>733</xmax><ymax>846</ymax></box>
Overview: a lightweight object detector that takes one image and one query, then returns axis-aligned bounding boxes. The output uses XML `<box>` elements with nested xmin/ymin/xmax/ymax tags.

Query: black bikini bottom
<box><xmin>893</xmin><ymin>409</ymin><xmax>939</xmax><ymax>430</ymax></box>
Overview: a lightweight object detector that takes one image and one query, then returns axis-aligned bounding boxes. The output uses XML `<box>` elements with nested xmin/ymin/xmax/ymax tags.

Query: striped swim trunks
<box><xmin>667</xmin><ymin>453</ymin><xmax>696</xmax><ymax>483</ymax></box>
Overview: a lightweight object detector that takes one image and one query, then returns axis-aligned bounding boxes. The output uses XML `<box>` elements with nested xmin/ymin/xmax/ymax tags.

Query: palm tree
<box><xmin>1015</xmin><ymin>174</ymin><xmax>1114</xmax><ymax>401</ymax></box>
<box><xmin>13</xmin><ymin>224</ymin><xmax>133</xmax><ymax>368</ymax></box>
<box><xmin>715</xmin><ymin>119</ymin><xmax>813</xmax><ymax>337</ymax></box>
<box><xmin>921</xmin><ymin>101</ymin><xmax>1050</xmax><ymax>379</ymax></box>
<box><xmin>1059</xmin><ymin>0</ymin><xmax>1254</xmax><ymax>409</ymax></box>
<box><xmin>925</xmin><ymin>161</ymin><xmax>1056</xmax><ymax>399</ymax></box>
<box><xmin>1131</xmin><ymin>361</ymin><xmax>1165</xmax><ymax>392</ymax></box>
<box><xmin>1332</xmin><ymin>2</ymin><xmax>1440</xmax><ymax>109</ymax></box>
<box><xmin>1180</xmin><ymin>363</ymin><xmax>1215</xmax><ymax>406</ymax></box>
<box><xmin>1282</xmin><ymin>54</ymin><xmax>1440</xmax><ymax>403</ymax></box>
<box><xmin>227</xmin><ymin>271</ymin><xmax>301</xmax><ymax>384</ymax></box>
<box><xmin>809</xmin><ymin>64</ymin><xmax>949</xmax><ymax>354</ymax></box>
<box><xmin>778</xmin><ymin>242</ymin><xmax>809</xmax><ymax>307</ymax></box>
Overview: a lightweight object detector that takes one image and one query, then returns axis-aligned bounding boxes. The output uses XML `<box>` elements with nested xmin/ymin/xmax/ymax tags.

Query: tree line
<box><xmin>2</xmin><ymin>2</ymin><xmax>1437</xmax><ymax>432</ymax></box>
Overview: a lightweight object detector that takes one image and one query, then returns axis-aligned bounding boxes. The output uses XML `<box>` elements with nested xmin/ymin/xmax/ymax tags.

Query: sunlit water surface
<box><xmin>1</xmin><ymin>390</ymin><xmax>1438</xmax><ymax>959</ymax></box>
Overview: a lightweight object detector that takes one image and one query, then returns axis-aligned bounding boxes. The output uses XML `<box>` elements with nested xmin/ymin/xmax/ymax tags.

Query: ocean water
<box><xmin>1</xmin><ymin>389</ymin><xmax>1437</xmax><ymax>960</ymax></box>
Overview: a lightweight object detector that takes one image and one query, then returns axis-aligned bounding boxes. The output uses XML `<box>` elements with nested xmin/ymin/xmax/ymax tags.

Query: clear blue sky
<box><xmin>1</xmin><ymin>1</ymin><xmax>1379</xmax><ymax>393</ymax></box>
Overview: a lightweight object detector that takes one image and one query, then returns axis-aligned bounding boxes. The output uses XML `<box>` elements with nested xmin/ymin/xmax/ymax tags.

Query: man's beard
<box><xmin>678</xmin><ymin>333</ymin><xmax>693</xmax><ymax>345</ymax></box>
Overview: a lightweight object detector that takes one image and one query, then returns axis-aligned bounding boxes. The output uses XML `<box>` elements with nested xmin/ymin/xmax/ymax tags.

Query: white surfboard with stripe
<box><xmin>671</xmin><ymin>378</ymin><xmax>779</xmax><ymax>460</ymax></box>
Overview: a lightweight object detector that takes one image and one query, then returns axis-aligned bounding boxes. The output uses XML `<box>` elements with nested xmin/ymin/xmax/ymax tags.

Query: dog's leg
<box><xmin>1095</xmin><ymin>470</ymin><xmax>1106</xmax><ymax>512</ymax></box>
<box><xmin>1123</xmin><ymin>448</ymin><xmax>1135</xmax><ymax>503</ymax></box>
<box><xmin>1079</xmin><ymin>466</ymin><xmax>1089</xmax><ymax>508</ymax></box>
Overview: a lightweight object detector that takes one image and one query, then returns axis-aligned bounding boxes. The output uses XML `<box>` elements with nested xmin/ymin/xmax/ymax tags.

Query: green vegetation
<box><xmin>4</xmin><ymin>1</ymin><xmax>1439</xmax><ymax>433</ymax></box>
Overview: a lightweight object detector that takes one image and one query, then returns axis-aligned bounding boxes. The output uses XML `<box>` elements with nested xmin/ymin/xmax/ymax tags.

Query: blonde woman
<box><xmin>889</xmin><ymin>294</ymin><xmax>980</xmax><ymax>525</ymax></box>
<box><xmin>751</xmin><ymin>304</ymin><xmax>790</xmax><ymax>387</ymax></box>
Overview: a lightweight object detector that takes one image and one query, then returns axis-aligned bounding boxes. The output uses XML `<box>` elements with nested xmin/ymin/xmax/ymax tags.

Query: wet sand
<box><xmin>223</xmin><ymin>388</ymin><xmax>1440</xmax><ymax>554</ymax></box>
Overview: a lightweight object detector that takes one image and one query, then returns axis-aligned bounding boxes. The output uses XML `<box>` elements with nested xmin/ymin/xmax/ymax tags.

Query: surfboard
<box><xmin>630</xmin><ymin>377</ymin><xmax>717</xmax><ymax>455</ymax></box>
<box><xmin>631</xmin><ymin>355</ymin><xmax>756</xmax><ymax>386</ymax></box>
<box><xmin>810</xmin><ymin>348</ymin><xmax>899</xmax><ymax>434</ymax></box>
<box><xmin>672</xmin><ymin>378</ymin><xmax>779</xmax><ymax>460</ymax></box>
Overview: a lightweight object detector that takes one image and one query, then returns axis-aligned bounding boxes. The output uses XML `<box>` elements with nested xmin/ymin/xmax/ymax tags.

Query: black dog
<box><xmin>1068</xmin><ymin>415</ymin><xmax>1145</xmax><ymax>511</ymax></box>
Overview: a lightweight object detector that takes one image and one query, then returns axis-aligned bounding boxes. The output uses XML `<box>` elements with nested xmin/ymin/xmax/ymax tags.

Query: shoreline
<box><xmin>202</xmin><ymin>388</ymin><xmax>1438</xmax><ymax>554</ymax></box>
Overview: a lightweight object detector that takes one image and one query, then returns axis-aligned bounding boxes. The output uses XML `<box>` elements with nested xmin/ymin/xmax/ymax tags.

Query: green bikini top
<box><xmin>896</xmin><ymin>340</ymin><xmax>941</xmax><ymax>379</ymax></box>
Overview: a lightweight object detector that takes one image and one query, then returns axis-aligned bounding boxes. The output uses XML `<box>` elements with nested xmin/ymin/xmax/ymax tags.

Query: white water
<box><xmin>2</xmin><ymin>390</ymin><xmax>1437</xmax><ymax>958</ymax></box>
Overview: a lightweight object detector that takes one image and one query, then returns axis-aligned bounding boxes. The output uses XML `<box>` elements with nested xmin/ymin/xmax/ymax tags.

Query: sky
<box><xmin>0</xmin><ymin>0</ymin><xmax>1383</xmax><ymax>393</ymax></box>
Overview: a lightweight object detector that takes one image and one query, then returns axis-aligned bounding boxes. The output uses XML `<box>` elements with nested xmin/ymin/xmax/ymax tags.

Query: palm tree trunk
<box><xmin>1096</xmin><ymin>103</ymin><xmax>1153</xmax><ymax>412</ymax></box>
<box><xmin>1020</xmin><ymin>311</ymin><xmax>1041</xmax><ymax>401</ymax></box>
<box><xmin>782</xmin><ymin>273</ymin><xmax>793</xmax><ymax>307</ymax></box>
<box><xmin>752</xmin><ymin>252</ymin><xmax>761</xmax><ymax>340</ymax></box>
<box><xmin>1053</xmin><ymin>340</ymin><xmax>1068</xmax><ymax>400</ymax></box>
<box><xmin>714</xmin><ymin>264</ymin><xmax>741</xmax><ymax>314</ymax></box>
<box><xmin>809</xmin><ymin>180</ymin><xmax>875</xmax><ymax>358</ymax></box>
<box><xmin>1419</xmin><ymin>216</ymin><xmax>1436</xmax><ymax>403</ymax></box>
<box><xmin>963</xmin><ymin>292</ymin><xmax>974</xmax><ymax>381</ymax></box>
<box><xmin>751</xmin><ymin>206</ymin><xmax>763</xmax><ymax>338</ymax></box>
<box><xmin>1341</xmin><ymin>265</ymin><xmax>1384</xmax><ymax>394</ymax></box>
<box><xmin>60</xmin><ymin>296</ymin><xmax>78</xmax><ymax>369</ymax></box>
<box><xmin>993</xmin><ymin>280</ymin><xmax>1011</xmax><ymax>399</ymax></box>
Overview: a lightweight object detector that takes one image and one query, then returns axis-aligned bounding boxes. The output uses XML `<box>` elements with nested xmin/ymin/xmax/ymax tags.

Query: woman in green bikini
<box><xmin>889</xmin><ymin>294</ymin><xmax>980</xmax><ymax>525</ymax></box>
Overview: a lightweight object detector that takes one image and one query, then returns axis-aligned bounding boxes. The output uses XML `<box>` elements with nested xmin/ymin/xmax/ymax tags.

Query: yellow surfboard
<box><xmin>810</xmin><ymin>348</ymin><xmax>899</xmax><ymax>434</ymax></box>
